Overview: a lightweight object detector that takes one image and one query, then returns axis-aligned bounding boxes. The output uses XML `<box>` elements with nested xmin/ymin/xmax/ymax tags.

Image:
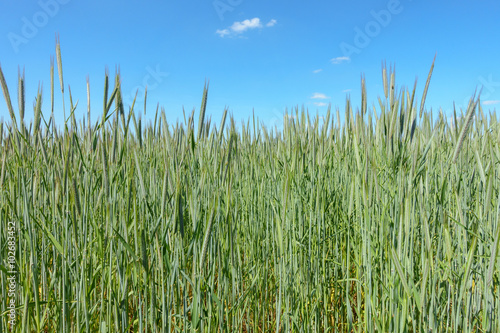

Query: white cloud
<box><xmin>216</xmin><ymin>29</ymin><xmax>230</xmax><ymax>37</ymax></box>
<box><xmin>483</xmin><ymin>100</ymin><xmax>500</xmax><ymax>105</ymax></box>
<box><xmin>331</xmin><ymin>56</ymin><xmax>350</xmax><ymax>64</ymax></box>
<box><xmin>342</xmin><ymin>89</ymin><xmax>352</xmax><ymax>93</ymax></box>
<box><xmin>314</xmin><ymin>102</ymin><xmax>328</xmax><ymax>107</ymax></box>
<box><xmin>216</xmin><ymin>17</ymin><xmax>276</xmax><ymax>37</ymax></box>
<box><xmin>313</xmin><ymin>69</ymin><xmax>323</xmax><ymax>74</ymax></box>
<box><xmin>311</xmin><ymin>92</ymin><xmax>329</xmax><ymax>99</ymax></box>
<box><xmin>266</xmin><ymin>19</ymin><xmax>277</xmax><ymax>27</ymax></box>
<box><xmin>232</xmin><ymin>18</ymin><xmax>262</xmax><ymax>33</ymax></box>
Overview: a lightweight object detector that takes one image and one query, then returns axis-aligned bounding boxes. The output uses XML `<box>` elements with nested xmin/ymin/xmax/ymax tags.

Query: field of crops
<box><xmin>1</xmin><ymin>44</ymin><xmax>499</xmax><ymax>332</ymax></box>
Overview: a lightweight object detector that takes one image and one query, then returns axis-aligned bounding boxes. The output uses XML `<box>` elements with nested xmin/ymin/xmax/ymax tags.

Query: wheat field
<box><xmin>0</xmin><ymin>43</ymin><xmax>499</xmax><ymax>332</ymax></box>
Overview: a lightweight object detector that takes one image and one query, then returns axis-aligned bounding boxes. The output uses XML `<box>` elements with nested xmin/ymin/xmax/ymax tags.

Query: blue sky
<box><xmin>0</xmin><ymin>0</ymin><xmax>499</xmax><ymax>129</ymax></box>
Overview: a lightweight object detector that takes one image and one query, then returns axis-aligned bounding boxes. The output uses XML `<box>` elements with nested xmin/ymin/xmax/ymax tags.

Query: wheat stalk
<box><xmin>452</xmin><ymin>94</ymin><xmax>479</xmax><ymax>163</ymax></box>
<box><xmin>17</xmin><ymin>67</ymin><xmax>25</xmax><ymax>126</ymax></box>
<box><xmin>0</xmin><ymin>63</ymin><xmax>17</xmax><ymax>128</ymax></box>
<box><xmin>56</xmin><ymin>34</ymin><xmax>66</xmax><ymax>121</ymax></box>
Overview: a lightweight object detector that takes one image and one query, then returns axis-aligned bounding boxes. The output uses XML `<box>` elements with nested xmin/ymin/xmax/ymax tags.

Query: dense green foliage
<box><xmin>0</xmin><ymin>45</ymin><xmax>499</xmax><ymax>332</ymax></box>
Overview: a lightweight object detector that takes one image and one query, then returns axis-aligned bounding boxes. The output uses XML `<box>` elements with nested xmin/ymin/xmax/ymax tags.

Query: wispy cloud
<box><xmin>342</xmin><ymin>89</ymin><xmax>352</xmax><ymax>93</ymax></box>
<box><xmin>313</xmin><ymin>69</ymin><xmax>323</xmax><ymax>74</ymax></box>
<box><xmin>314</xmin><ymin>102</ymin><xmax>328</xmax><ymax>107</ymax></box>
<box><xmin>216</xmin><ymin>18</ymin><xmax>277</xmax><ymax>37</ymax></box>
<box><xmin>311</xmin><ymin>92</ymin><xmax>329</xmax><ymax>99</ymax></box>
<box><xmin>266</xmin><ymin>19</ymin><xmax>277</xmax><ymax>27</ymax></box>
<box><xmin>483</xmin><ymin>100</ymin><xmax>500</xmax><ymax>105</ymax></box>
<box><xmin>331</xmin><ymin>56</ymin><xmax>350</xmax><ymax>64</ymax></box>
